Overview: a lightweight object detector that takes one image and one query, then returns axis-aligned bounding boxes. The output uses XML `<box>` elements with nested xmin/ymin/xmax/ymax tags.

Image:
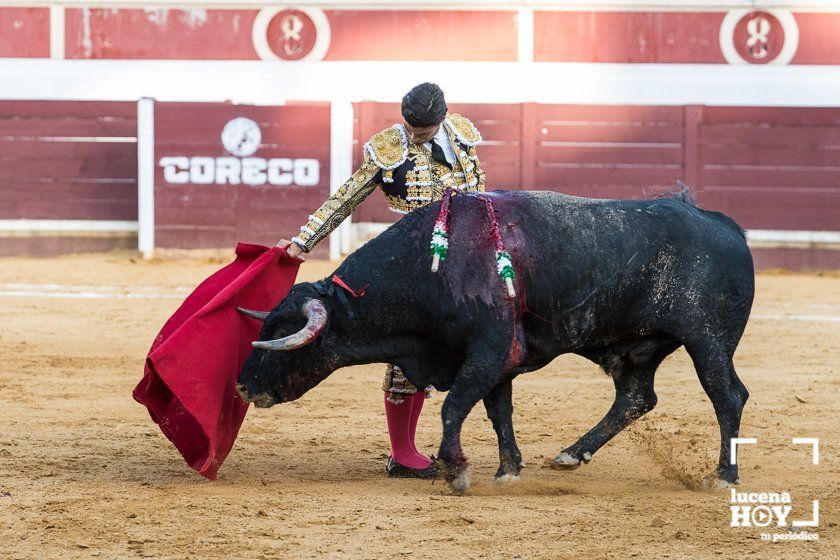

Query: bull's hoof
<box><xmin>493</xmin><ymin>473</ymin><xmax>521</xmax><ymax>483</ymax></box>
<box><xmin>548</xmin><ymin>450</ymin><xmax>591</xmax><ymax>470</ymax></box>
<box><xmin>548</xmin><ymin>453</ymin><xmax>579</xmax><ymax>470</ymax></box>
<box><xmin>701</xmin><ymin>474</ymin><xmax>740</xmax><ymax>490</ymax></box>
<box><xmin>448</xmin><ymin>466</ymin><xmax>473</xmax><ymax>493</ymax></box>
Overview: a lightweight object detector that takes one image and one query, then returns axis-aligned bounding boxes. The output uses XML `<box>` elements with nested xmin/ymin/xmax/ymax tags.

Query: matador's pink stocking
<box><xmin>407</xmin><ymin>391</ymin><xmax>428</xmax><ymax>456</ymax></box>
<box><xmin>384</xmin><ymin>392</ymin><xmax>433</xmax><ymax>469</ymax></box>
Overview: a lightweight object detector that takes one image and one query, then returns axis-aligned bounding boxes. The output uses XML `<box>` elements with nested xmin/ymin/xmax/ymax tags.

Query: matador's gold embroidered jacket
<box><xmin>291</xmin><ymin>113</ymin><xmax>485</xmax><ymax>252</ymax></box>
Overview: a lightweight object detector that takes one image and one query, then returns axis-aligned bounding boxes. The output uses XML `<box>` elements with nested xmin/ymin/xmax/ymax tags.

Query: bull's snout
<box><xmin>236</xmin><ymin>382</ymin><xmax>280</xmax><ymax>409</ymax></box>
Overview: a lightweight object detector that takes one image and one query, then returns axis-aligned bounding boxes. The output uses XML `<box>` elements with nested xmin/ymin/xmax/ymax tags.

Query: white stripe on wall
<box><xmin>0</xmin><ymin>219</ymin><xmax>138</xmax><ymax>234</ymax></box>
<box><xmin>3</xmin><ymin>60</ymin><xmax>840</xmax><ymax>108</ymax></box>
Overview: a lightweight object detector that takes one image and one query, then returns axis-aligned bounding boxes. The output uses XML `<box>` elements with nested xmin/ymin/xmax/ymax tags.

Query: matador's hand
<box><xmin>277</xmin><ymin>239</ymin><xmax>306</xmax><ymax>260</ymax></box>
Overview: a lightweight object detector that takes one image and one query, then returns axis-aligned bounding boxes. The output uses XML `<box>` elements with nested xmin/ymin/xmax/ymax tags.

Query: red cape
<box><xmin>133</xmin><ymin>243</ymin><xmax>301</xmax><ymax>480</ymax></box>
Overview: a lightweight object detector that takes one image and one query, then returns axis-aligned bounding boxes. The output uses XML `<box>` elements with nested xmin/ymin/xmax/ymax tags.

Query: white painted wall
<box><xmin>3</xmin><ymin>60</ymin><xmax>840</xmax><ymax>108</ymax></box>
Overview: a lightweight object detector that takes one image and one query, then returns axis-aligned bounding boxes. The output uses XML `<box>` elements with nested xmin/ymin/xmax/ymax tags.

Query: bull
<box><xmin>236</xmin><ymin>189</ymin><xmax>754</xmax><ymax>492</ymax></box>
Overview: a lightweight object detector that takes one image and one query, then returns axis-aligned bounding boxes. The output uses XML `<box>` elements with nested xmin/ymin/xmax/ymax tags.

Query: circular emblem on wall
<box><xmin>221</xmin><ymin>117</ymin><xmax>262</xmax><ymax>157</ymax></box>
<box><xmin>252</xmin><ymin>7</ymin><xmax>331</xmax><ymax>62</ymax></box>
<box><xmin>719</xmin><ymin>9</ymin><xmax>799</xmax><ymax>65</ymax></box>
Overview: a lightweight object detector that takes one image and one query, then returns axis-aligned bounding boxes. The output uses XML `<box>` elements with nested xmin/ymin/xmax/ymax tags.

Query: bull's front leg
<box><xmin>438</xmin><ymin>346</ymin><xmax>507</xmax><ymax>493</ymax></box>
<box><xmin>482</xmin><ymin>377</ymin><xmax>524</xmax><ymax>481</ymax></box>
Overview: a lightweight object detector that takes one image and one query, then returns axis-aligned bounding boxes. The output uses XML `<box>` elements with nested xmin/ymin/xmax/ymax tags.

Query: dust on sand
<box><xmin>0</xmin><ymin>252</ymin><xmax>837</xmax><ymax>559</ymax></box>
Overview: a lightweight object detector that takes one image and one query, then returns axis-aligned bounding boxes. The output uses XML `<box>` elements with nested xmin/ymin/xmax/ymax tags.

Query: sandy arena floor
<box><xmin>0</xmin><ymin>251</ymin><xmax>837</xmax><ymax>559</ymax></box>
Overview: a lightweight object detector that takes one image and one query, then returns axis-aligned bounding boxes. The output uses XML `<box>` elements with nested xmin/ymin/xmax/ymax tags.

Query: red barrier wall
<box><xmin>695</xmin><ymin>106</ymin><xmax>840</xmax><ymax>231</ymax></box>
<box><xmin>20</xmin><ymin>7</ymin><xmax>836</xmax><ymax>64</ymax></box>
<box><xmin>63</xmin><ymin>8</ymin><xmax>518</xmax><ymax>61</ymax></box>
<box><xmin>153</xmin><ymin>102</ymin><xmax>331</xmax><ymax>256</ymax></box>
<box><xmin>0</xmin><ymin>100</ymin><xmax>137</xmax><ymax>220</ymax></box>
<box><xmin>0</xmin><ymin>8</ymin><xmax>49</xmax><ymax>58</ymax></box>
<box><xmin>1</xmin><ymin>100</ymin><xmax>837</xmax><ymax>268</ymax></box>
<box><xmin>353</xmin><ymin>102</ymin><xmax>840</xmax><ymax>232</ymax></box>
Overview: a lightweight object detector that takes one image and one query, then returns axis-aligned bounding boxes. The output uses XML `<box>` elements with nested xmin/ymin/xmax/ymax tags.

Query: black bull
<box><xmin>237</xmin><ymin>190</ymin><xmax>754</xmax><ymax>492</ymax></box>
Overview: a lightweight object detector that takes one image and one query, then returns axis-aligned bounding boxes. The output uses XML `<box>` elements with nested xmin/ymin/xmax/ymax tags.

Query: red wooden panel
<box><xmin>0</xmin><ymin>101</ymin><xmax>138</xmax><ymax>222</ymax></box>
<box><xmin>0</xmin><ymin>101</ymin><xmax>136</xmax><ymax>119</ymax></box>
<box><xmin>532</xmin><ymin>106</ymin><xmax>685</xmax><ymax>154</ymax></box>
<box><xmin>0</xmin><ymin>139</ymin><xmax>134</xmax><ymax>159</ymax></box>
<box><xmin>0</xmin><ymin>119</ymin><xmax>136</xmax><ymax>138</ymax></box>
<box><xmin>697</xmin><ymin>189</ymin><xmax>840</xmax><ymax>231</ymax></box>
<box><xmin>529</xmin><ymin>104</ymin><xmax>685</xmax><ymax>196</ymax></box>
<box><xmin>535</xmin><ymin>127</ymin><xmax>684</xmax><ymax>144</ymax></box>
<box><xmin>791</xmin><ymin>13</ymin><xmax>840</xmax><ymax>65</ymax></box>
<box><xmin>65</xmin><ymin>9</ymin><xmax>258</xmax><ymax>60</ymax></box>
<box><xmin>324</xmin><ymin>10</ymin><xmax>517</xmax><ymax>61</ymax></box>
<box><xmin>0</xmin><ymin>182</ymin><xmax>137</xmax><ymax>220</ymax></box>
<box><xmin>155</xmin><ymin>227</ymin><xmax>237</xmax><ymax>249</ymax></box>
<box><xmin>750</xmin><ymin>247</ymin><xmax>840</xmax><ymax>271</ymax></box>
<box><xmin>0</xmin><ymin>155</ymin><xmax>136</xmax><ymax>179</ymax></box>
<box><xmin>700</xmin><ymin>169</ymin><xmax>840</xmax><ymax>189</ymax></box>
<box><xmin>536</xmin><ymin>145</ymin><xmax>683</xmax><ymax>165</ymax></box>
<box><xmin>0</xmin><ymin>8</ymin><xmax>49</xmax><ymax>58</ymax></box>
<box><xmin>534</xmin><ymin>11</ymin><xmax>726</xmax><ymax>63</ymax></box>
<box><xmin>700</xmin><ymin>124</ymin><xmax>840</xmax><ymax>146</ymax></box>
<box><xmin>700</xmin><ymin>106</ymin><xmax>840</xmax><ymax>126</ymax></box>
<box><xmin>700</xmin><ymin>145</ymin><xmax>840</xmax><ymax>167</ymax></box>
<box><xmin>520</xmin><ymin>103</ymin><xmax>537</xmax><ymax>190</ymax></box>
<box><xmin>154</xmin><ymin>104</ymin><xmax>331</xmax><ymax>138</ymax></box>
<box><xmin>155</xmin><ymin>205</ymin><xmax>237</xmax><ymax>227</ymax></box>
<box><xmin>534</xmin><ymin>166</ymin><xmax>683</xmax><ymax>189</ymax></box>
<box><xmin>480</xmin><ymin>161</ymin><xmax>521</xmax><ymax>189</ymax></box>
<box><xmin>534</xmin><ymin>104</ymin><xmax>685</xmax><ymax>121</ymax></box>
<box><xmin>696</xmin><ymin>106</ymin><xmax>840</xmax><ymax>233</ymax></box>
<box><xmin>154</xmin><ymin>101</ymin><xmax>330</xmax><ymax>249</ymax></box>
<box><xmin>683</xmin><ymin>105</ymin><xmax>701</xmax><ymax>188</ymax></box>
<box><xmin>63</xmin><ymin>8</ymin><xmax>516</xmax><ymax>62</ymax></box>
<box><xmin>234</xmin><ymin>185</ymin><xmax>338</xmax><ymax>256</ymax></box>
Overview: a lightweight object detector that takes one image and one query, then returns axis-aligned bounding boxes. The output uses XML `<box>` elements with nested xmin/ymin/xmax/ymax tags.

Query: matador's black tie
<box><xmin>430</xmin><ymin>139</ymin><xmax>452</xmax><ymax>170</ymax></box>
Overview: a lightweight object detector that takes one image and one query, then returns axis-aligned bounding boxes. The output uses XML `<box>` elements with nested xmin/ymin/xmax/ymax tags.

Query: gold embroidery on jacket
<box><xmin>293</xmin><ymin>155</ymin><xmax>380</xmax><ymax>251</ymax></box>
<box><xmin>294</xmin><ymin>118</ymin><xmax>485</xmax><ymax>251</ymax></box>
<box><xmin>444</xmin><ymin>113</ymin><xmax>482</xmax><ymax>146</ymax></box>
<box><xmin>364</xmin><ymin>125</ymin><xmax>408</xmax><ymax>169</ymax></box>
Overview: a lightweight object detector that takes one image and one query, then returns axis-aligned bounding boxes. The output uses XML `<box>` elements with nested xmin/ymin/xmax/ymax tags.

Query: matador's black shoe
<box><xmin>386</xmin><ymin>456</ymin><xmax>440</xmax><ymax>479</ymax></box>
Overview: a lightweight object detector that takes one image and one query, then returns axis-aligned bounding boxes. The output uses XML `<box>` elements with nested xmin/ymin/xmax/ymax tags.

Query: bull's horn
<box><xmin>251</xmin><ymin>299</ymin><xmax>327</xmax><ymax>351</ymax></box>
<box><xmin>237</xmin><ymin>307</ymin><xmax>269</xmax><ymax>321</ymax></box>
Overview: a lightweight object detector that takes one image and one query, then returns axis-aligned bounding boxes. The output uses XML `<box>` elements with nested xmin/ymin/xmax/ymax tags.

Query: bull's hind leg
<box><xmin>685</xmin><ymin>341</ymin><xmax>749</xmax><ymax>486</ymax></box>
<box><xmin>482</xmin><ymin>377</ymin><xmax>524</xmax><ymax>481</ymax></box>
<box><xmin>550</xmin><ymin>352</ymin><xmax>665</xmax><ymax>470</ymax></box>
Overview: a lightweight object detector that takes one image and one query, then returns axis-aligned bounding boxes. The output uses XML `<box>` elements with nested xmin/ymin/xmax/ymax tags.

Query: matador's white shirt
<box><xmin>423</xmin><ymin>124</ymin><xmax>457</xmax><ymax>167</ymax></box>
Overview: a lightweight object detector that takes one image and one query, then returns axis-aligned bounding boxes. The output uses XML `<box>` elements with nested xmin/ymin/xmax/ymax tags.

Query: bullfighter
<box><xmin>280</xmin><ymin>82</ymin><xmax>485</xmax><ymax>478</ymax></box>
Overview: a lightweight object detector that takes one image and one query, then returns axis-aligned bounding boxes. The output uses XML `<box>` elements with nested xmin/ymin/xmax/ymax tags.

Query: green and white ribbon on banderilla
<box><xmin>429</xmin><ymin>188</ymin><xmax>516</xmax><ymax>298</ymax></box>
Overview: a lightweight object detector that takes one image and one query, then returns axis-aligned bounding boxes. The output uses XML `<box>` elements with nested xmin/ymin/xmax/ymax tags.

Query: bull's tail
<box><xmin>655</xmin><ymin>180</ymin><xmax>697</xmax><ymax>206</ymax></box>
<box><xmin>654</xmin><ymin>181</ymin><xmax>747</xmax><ymax>241</ymax></box>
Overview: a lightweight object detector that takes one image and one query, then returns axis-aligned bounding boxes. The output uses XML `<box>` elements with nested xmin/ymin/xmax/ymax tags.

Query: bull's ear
<box><xmin>251</xmin><ymin>299</ymin><xmax>327</xmax><ymax>351</ymax></box>
<box><xmin>237</xmin><ymin>307</ymin><xmax>270</xmax><ymax>321</ymax></box>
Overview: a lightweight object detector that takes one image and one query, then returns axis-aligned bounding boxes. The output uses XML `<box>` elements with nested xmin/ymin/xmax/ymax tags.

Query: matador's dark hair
<box><xmin>401</xmin><ymin>83</ymin><xmax>448</xmax><ymax>128</ymax></box>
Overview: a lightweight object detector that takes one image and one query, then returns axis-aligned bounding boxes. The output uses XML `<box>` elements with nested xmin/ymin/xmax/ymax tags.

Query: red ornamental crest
<box><xmin>266</xmin><ymin>9</ymin><xmax>317</xmax><ymax>61</ymax></box>
<box><xmin>732</xmin><ymin>11</ymin><xmax>786</xmax><ymax>64</ymax></box>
